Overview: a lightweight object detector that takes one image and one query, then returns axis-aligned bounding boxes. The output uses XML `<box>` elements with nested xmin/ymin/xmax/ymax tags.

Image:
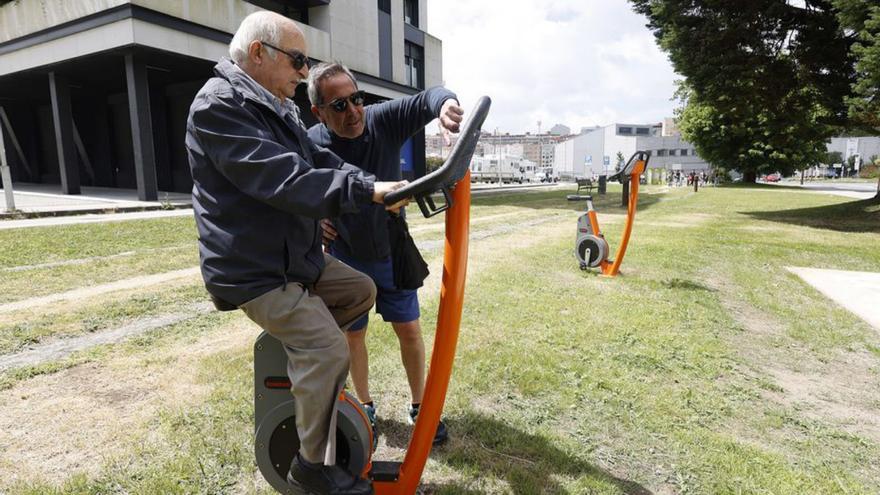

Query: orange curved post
<box><xmin>374</xmin><ymin>172</ymin><xmax>471</xmax><ymax>495</ymax></box>
<box><xmin>601</xmin><ymin>159</ymin><xmax>645</xmax><ymax>277</ymax></box>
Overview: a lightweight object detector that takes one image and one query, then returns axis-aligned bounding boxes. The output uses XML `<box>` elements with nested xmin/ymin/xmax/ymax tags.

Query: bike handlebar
<box><xmin>384</xmin><ymin>96</ymin><xmax>492</xmax><ymax>217</ymax></box>
<box><xmin>608</xmin><ymin>151</ymin><xmax>650</xmax><ymax>182</ymax></box>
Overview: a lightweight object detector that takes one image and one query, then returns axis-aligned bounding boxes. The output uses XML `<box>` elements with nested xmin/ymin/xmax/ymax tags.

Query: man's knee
<box><xmin>347</xmin><ymin>326</ymin><xmax>367</xmax><ymax>342</ymax></box>
<box><xmin>393</xmin><ymin>320</ymin><xmax>423</xmax><ymax>345</ymax></box>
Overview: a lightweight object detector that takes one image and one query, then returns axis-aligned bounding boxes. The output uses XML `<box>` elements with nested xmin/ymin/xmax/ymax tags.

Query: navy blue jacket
<box><xmin>186</xmin><ymin>58</ymin><xmax>376</xmax><ymax>306</ymax></box>
<box><xmin>308</xmin><ymin>86</ymin><xmax>456</xmax><ymax>261</ymax></box>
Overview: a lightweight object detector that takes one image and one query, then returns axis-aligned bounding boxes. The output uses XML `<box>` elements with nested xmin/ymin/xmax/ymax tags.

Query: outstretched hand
<box><xmin>439</xmin><ymin>99</ymin><xmax>464</xmax><ymax>146</ymax></box>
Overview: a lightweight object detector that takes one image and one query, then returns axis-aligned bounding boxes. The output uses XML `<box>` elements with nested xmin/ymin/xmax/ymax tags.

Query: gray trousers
<box><xmin>240</xmin><ymin>254</ymin><xmax>376</xmax><ymax>464</ymax></box>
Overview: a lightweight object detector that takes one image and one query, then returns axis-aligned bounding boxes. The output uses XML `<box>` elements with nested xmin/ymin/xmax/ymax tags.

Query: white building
<box><xmin>826</xmin><ymin>137</ymin><xmax>880</xmax><ymax>166</ymax></box>
<box><xmin>553</xmin><ymin>123</ymin><xmax>710</xmax><ymax>179</ymax></box>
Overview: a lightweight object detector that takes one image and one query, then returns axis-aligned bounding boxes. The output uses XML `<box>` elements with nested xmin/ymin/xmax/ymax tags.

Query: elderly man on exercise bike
<box><xmin>186</xmin><ymin>11</ymin><xmax>409</xmax><ymax>495</ymax></box>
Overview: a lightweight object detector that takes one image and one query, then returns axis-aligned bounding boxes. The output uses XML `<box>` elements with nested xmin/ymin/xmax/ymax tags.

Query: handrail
<box><xmin>602</xmin><ymin>151</ymin><xmax>648</xmax><ymax>277</ymax></box>
<box><xmin>384</xmin><ymin>96</ymin><xmax>491</xmax><ymax>217</ymax></box>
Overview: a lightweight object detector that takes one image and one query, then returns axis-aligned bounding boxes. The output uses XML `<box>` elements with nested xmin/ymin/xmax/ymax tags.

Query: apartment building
<box><xmin>553</xmin><ymin>122</ymin><xmax>710</xmax><ymax>178</ymax></box>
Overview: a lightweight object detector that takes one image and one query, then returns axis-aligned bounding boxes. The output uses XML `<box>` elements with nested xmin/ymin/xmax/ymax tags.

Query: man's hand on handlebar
<box><xmin>373</xmin><ymin>180</ymin><xmax>411</xmax><ymax>212</ymax></box>
<box><xmin>439</xmin><ymin>99</ymin><xmax>464</xmax><ymax>146</ymax></box>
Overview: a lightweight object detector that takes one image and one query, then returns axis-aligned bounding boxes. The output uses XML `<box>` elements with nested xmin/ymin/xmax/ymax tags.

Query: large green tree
<box><xmin>631</xmin><ymin>0</ymin><xmax>857</xmax><ymax>182</ymax></box>
<box><xmin>835</xmin><ymin>0</ymin><xmax>880</xmax><ymax>130</ymax></box>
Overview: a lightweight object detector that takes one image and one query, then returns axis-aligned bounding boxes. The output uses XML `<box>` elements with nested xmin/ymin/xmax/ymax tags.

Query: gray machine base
<box><xmin>254</xmin><ymin>331</ymin><xmax>372</xmax><ymax>494</ymax></box>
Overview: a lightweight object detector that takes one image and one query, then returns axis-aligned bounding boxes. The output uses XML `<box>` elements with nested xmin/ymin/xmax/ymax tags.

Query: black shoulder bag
<box><xmin>387</xmin><ymin>212</ymin><xmax>429</xmax><ymax>290</ymax></box>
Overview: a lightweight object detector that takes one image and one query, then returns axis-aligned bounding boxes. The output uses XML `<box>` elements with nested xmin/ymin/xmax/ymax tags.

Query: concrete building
<box><xmin>540</xmin><ymin>142</ymin><xmax>555</xmax><ymax>168</ymax></box>
<box><xmin>827</xmin><ymin>137</ymin><xmax>880</xmax><ymax>166</ymax></box>
<box><xmin>553</xmin><ymin>122</ymin><xmax>709</xmax><ymax>179</ymax></box>
<box><xmin>549</xmin><ymin>123</ymin><xmax>570</xmax><ymax>136</ymax></box>
<box><xmin>0</xmin><ymin>0</ymin><xmax>442</xmax><ymax>200</ymax></box>
<box><xmin>661</xmin><ymin>117</ymin><xmax>678</xmax><ymax>137</ymax></box>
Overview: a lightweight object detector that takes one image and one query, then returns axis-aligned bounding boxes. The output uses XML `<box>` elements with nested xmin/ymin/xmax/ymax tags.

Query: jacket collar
<box><xmin>214</xmin><ymin>57</ymin><xmax>303</xmax><ymax>125</ymax></box>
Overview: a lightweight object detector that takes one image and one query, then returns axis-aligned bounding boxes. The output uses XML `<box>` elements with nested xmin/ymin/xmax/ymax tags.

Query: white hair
<box><xmin>229</xmin><ymin>11</ymin><xmax>289</xmax><ymax>65</ymax></box>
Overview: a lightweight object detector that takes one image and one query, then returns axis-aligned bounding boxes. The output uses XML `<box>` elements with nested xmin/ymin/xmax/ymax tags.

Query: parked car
<box><xmin>764</xmin><ymin>173</ymin><xmax>781</xmax><ymax>182</ymax></box>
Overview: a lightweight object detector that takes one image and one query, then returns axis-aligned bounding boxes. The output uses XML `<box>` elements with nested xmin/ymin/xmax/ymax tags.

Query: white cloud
<box><xmin>426</xmin><ymin>0</ymin><xmax>679</xmax><ymax>134</ymax></box>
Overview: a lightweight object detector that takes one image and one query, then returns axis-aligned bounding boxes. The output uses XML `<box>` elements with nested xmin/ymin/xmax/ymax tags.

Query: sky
<box><xmin>425</xmin><ymin>0</ymin><xmax>680</xmax><ymax>135</ymax></box>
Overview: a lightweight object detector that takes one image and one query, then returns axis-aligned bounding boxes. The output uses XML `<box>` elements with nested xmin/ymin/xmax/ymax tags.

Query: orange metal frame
<box><xmin>598</xmin><ymin>158</ymin><xmax>646</xmax><ymax>278</ymax></box>
<box><xmin>373</xmin><ymin>173</ymin><xmax>471</xmax><ymax>495</ymax></box>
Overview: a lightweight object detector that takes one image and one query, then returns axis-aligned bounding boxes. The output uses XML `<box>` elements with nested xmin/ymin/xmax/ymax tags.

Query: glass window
<box><xmin>680</xmin><ymin>148</ymin><xmax>688</xmax><ymax>156</ymax></box>
<box><xmin>404</xmin><ymin>41</ymin><xmax>424</xmax><ymax>89</ymax></box>
<box><xmin>378</xmin><ymin>0</ymin><xmax>391</xmax><ymax>13</ymax></box>
<box><xmin>669</xmin><ymin>149</ymin><xmax>677</xmax><ymax>156</ymax></box>
<box><xmin>657</xmin><ymin>149</ymin><xmax>667</xmax><ymax>157</ymax></box>
<box><xmin>404</xmin><ymin>0</ymin><xmax>418</xmax><ymax>26</ymax></box>
<box><xmin>635</xmin><ymin>127</ymin><xmax>649</xmax><ymax>135</ymax></box>
<box><xmin>618</xmin><ymin>126</ymin><xmax>632</xmax><ymax>134</ymax></box>
<box><xmin>247</xmin><ymin>1</ymin><xmax>308</xmax><ymax>23</ymax></box>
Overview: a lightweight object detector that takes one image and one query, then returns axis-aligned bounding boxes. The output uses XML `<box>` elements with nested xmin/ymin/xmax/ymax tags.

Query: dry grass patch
<box><xmin>0</xmin><ymin>312</ymin><xmax>253</xmax><ymax>489</ymax></box>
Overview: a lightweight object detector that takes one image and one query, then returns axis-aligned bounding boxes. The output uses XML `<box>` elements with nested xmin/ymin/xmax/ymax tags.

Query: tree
<box><xmin>834</xmin><ymin>1</ymin><xmax>880</xmax><ymax>131</ymax></box>
<box><xmin>824</xmin><ymin>151</ymin><xmax>844</xmax><ymax>164</ymax></box>
<box><xmin>631</xmin><ymin>0</ymin><xmax>857</xmax><ymax>182</ymax></box>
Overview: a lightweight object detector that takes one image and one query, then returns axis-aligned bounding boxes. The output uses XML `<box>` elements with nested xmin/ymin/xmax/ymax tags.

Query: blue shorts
<box><xmin>329</xmin><ymin>249</ymin><xmax>420</xmax><ymax>330</ymax></box>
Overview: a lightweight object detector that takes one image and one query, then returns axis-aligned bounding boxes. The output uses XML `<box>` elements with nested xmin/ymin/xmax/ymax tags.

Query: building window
<box><xmin>618</xmin><ymin>126</ymin><xmax>632</xmax><ymax>135</ymax></box>
<box><xmin>636</xmin><ymin>127</ymin><xmax>649</xmax><ymax>135</ymax></box>
<box><xmin>404</xmin><ymin>0</ymin><xmax>418</xmax><ymax>26</ymax></box>
<box><xmin>247</xmin><ymin>1</ymin><xmax>309</xmax><ymax>23</ymax></box>
<box><xmin>657</xmin><ymin>149</ymin><xmax>667</xmax><ymax>157</ymax></box>
<box><xmin>680</xmin><ymin>148</ymin><xmax>688</xmax><ymax>156</ymax></box>
<box><xmin>405</xmin><ymin>41</ymin><xmax>424</xmax><ymax>89</ymax></box>
<box><xmin>378</xmin><ymin>0</ymin><xmax>391</xmax><ymax>13</ymax></box>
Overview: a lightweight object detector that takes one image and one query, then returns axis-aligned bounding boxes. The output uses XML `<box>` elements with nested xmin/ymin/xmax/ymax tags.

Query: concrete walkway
<box><xmin>786</xmin><ymin>267</ymin><xmax>880</xmax><ymax>330</ymax></box>
<box><xmin>774</xmin><ymin>180</ymin><xmax>878</xmax><ymax>200</ymax></box>
<box><xmin>0</xmin><ymin>180</ymin><xmax>562</xmax><ymax>229</ymax></box>
<box><xmin>0</xmin><ymin>183</ymin><xmax>191</xmax><ymax>219</ymax></box>
<box><xmin>0</xmin><ymin>208</ymin><xmax>193</xmax><ymax>230</ymax></box>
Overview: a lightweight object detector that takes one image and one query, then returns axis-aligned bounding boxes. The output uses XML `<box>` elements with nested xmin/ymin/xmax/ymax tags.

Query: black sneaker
<box><xmin>287</xmin><ymin>457</ymin><xmax>373</xmax><ymax>495</ymax></box>
<box><xmin>363</xmin><ymin>402</ymin><xmax>378</xmax><ymax>451</ymax></box>
<box><xmin>408</xmin><ymin>405</ymin><xmax>449</xmax><ymax>445</ymax></box>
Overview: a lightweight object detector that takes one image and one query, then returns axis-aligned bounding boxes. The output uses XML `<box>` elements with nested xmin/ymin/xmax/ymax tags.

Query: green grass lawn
<box><xmin>1</xmin><ymin>184</ymin><xmax>879</xmax><ymax>494</ymax></box>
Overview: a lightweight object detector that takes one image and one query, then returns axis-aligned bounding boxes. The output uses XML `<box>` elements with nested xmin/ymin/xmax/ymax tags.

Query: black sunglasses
<box><xmin>261</xmin><ymin>41</ymin><xmax>308</xmax><ymax>70</ymax></box>
<box><xmin>321</xmin><ymin>90</ymin><xmax>366</xmax><ymax>113</ymax></box>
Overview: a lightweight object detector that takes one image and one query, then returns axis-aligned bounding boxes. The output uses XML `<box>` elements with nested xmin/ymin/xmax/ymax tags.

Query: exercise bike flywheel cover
<box><xmin>576</xmin><ymin>235</ymin><xmax>608</xmax><ymax>268</ymax></box>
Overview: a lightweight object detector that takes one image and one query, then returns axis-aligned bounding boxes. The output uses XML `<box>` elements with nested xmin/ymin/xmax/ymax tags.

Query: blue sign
<box><xmin>603</xmin><ymin>156</ymin><xmax>610</xmax><ymax>166</ymax></box>
<box><xmin>400</xmin><ymin>137</ymin><xmax>414</xmax><ymax>173</ymax></box>
<box><xmin>585</xmin><ymin>155</ymin><xmax>592</xmax><ymax>165</ymax></box>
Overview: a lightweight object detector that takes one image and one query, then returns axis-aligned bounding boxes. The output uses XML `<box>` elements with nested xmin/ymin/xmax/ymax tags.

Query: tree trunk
<box><xmin>744</xmin><ymin>171</ymin><xmax>757</xmax><ymax>183</ymax></box>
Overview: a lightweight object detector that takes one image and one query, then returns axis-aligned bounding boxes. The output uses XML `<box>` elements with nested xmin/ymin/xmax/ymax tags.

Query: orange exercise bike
<box><xmin>567</xmin><ymin>151</ymin><xmax>648</xmax><ymax>276</ymax></box>
<box><xmin>252</xmin><ymin>96</ymin><xmax>491</xmax><ymax>495</ymax></box>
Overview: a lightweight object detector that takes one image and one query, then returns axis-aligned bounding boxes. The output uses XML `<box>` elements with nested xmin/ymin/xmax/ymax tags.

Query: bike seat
<box><xmin>566</xmin><ymin>194</ymin><xmax>592</xmax><ymax>201</ymax></box>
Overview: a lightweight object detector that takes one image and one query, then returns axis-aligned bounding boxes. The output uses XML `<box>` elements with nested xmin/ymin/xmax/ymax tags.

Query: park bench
<box><xmin>576</xmin><ymin>178</ymin><xmax>594</xmax><ymax>194</ymax></box>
